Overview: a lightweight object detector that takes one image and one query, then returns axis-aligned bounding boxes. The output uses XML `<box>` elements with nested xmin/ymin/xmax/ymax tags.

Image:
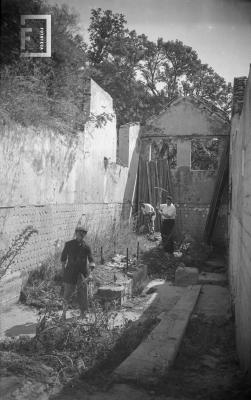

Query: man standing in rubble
<box><xmin>61</xmin><ymin>225</ymin><xmax>95</xmax><ymax>320</ymax></box>
<box><xmin>157</xmin><ymin>196</ymin><xmax>176</xmax><ymax>255</ymax></box>
<box><xmin>140</xmin><ymin>202</ymin><xmax>156</xmax><ymax>235</ymax></box>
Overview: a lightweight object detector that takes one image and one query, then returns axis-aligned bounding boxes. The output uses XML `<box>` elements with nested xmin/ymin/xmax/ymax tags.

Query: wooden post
<box><xmin>136</xmin><ymin>241</ymin><xmax>139</xmax><ymax>265</ymax></box>
<box><xmin>155</xmin><ymin>161</ymin><xmax>161</xmax><ymax>231</ymax></box>
<box><xmin>126</xmin><ymin>248</ymin><xmax>129</xmax><ymax>270</ymax></box>
<box><xmin>101</xmin><ymin>246</ymin><xmax>104</xmax><ymax>264</ymax></box>
<box><xmin>146</xmin><ymin>162</ymin><xmax>153</xmax><ymax>205</ymax></box>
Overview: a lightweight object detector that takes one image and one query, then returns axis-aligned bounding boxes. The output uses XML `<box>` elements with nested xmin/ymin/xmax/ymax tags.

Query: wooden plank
<box><xmin>146</xmin><ymin>161</ymin><xmax>153</xmax><ymax>205</ymax></box>
<box><xmin>204</xmin><ymin>139</ymin><xmax>229</xmax><ymax>243</ymax></box>
<box><xmin>155</xmin><ymin>161</ymin><xmax>161</xmax><ymax>231</ymax></box>
<box><xmin>149</xmin><ymin>161</ymin><xmax>157</xmax><ymax>207</ymax></box>
<box><xmin>155</xmin><ymin>161</ymin><xmax>161</xmax><ymax>206</ymax></box>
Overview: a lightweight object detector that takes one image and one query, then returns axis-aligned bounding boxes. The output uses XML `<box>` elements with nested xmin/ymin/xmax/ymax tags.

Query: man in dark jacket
<box><xmin>61</xmin><ymin>225</ymin><xmax>95</xmax><ymax>320</ymax></box>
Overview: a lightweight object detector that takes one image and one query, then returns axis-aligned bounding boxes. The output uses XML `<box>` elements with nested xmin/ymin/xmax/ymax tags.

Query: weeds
<box><xmin>20</xmin><ymin>253</ymin><xmax>63</xmax><ymax>309</ymax></box>
<box><xmin>0</xmin><ymin>225</ymin><xmax>38</xmax><ymax>279</ymax></box>
<box><xmin>0</xmin><ymin>298</ymin><xmax>124</xmax><ymax>385</ymax></box>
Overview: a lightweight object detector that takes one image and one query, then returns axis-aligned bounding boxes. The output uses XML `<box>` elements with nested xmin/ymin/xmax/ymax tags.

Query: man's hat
<box><xmin>75</xmin><ymin>225</ymin><xmax>88</xmax><ymax>233</ymax></box>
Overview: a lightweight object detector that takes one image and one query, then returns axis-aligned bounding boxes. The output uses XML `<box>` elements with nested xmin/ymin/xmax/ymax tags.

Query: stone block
<box><xmin>97</xmin><ymin>285</ymin><xmax>126</xmax><ymax>305</ymax></box>
<box><xmin>175</xmin><ymin>266</ymin><xmax>199</xmax><ymax>286</ymax></box>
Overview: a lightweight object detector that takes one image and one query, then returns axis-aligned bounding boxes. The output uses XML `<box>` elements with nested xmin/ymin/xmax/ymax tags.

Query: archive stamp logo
<box><xmin>21</xmin><ymin>15</ymin><xmax>51</xmax><ymax>57</ymax></box>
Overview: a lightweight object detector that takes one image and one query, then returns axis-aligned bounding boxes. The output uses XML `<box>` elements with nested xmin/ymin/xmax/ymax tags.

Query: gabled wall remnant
<box><xmin>139</xmin><ymin>97</ymin><xmax>230</xmax><ymax>241</ymax></box>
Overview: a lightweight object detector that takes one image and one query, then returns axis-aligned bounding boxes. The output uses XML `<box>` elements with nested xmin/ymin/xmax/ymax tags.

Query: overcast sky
<box><xmin>48</xmin><ymin>0</ymin><xmax>251</xmax><ymax>84</ymax></box>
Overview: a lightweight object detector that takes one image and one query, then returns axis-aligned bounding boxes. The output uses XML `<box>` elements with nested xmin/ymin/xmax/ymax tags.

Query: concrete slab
<box><xmin>147</xmin><ymin>282</ymin><xmax>187</xmax><ymax>316</ymax></box>
<box><xmin>175</xmin><ymin>266</ymin><xmax>199</xmax><ymax>286</ymax></box>
<box><xmin>85</xmin><ymin>384</ymin><xmax>188</xmax><ymax>400</ymax></box>
<box><xmin>198</xmin><ymin>272</ymin><xmax>227</xmax><ymax>286</ymax></box>
<box><xmin>195</xmin><ymin>285</ymin><xmax>231</xmax><ymax>318</ymax></box>
<box><xmin>113</xmin><ymin>285</ymin><xmax>201</xmax><ymax>384</ymax></box>
<box><xmin>53</xmin><ymin>383</ymin><xmax>188</xmax><ymax>400</ymax></box>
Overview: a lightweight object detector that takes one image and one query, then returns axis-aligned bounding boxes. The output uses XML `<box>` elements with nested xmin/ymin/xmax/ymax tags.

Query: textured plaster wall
<box><xmin>229</xmin><ymin>67</ymin><xmax>251</xmax><ymax>374</ymax></box>
<box><xmin>0</xmin><ymin>79</ymin><xmax>140</xmax><ymax>307</ymax></box>
<box><xmin>146</xmin><ymin>97</ymin><xmax>229</xmax><ymax>137</ymax></box>
<box><xmin>140</xmin><ymin>97</ymin><xmax>230</xmax><ymax>240</ymax></box>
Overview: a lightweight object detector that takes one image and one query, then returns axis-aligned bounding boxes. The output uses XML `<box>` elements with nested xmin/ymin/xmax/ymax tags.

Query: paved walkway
<box><xmin>113</xmin><ymin>285</ymin><xmax>201</xmax><ymax>384</ymax></box>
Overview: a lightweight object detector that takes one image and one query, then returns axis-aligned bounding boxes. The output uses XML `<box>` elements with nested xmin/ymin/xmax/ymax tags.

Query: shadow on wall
<box><xmin>122</xmin><ymin>136</ymin><xmax>141</xmax><ymax>220</ymax></box>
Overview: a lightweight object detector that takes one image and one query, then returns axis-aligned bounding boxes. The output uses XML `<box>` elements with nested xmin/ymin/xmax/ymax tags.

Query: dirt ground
<box><xmin>153</xmin><ymin>314</ymin><xmax>251</xmax><ymax>400</ymax></box>
<box><xmin>1</xmin><ymin>240</ymin><xmax>251</xmax><ymax>400</ymax></box>
<box><xmin>49</xmin><ymin>310</ymin><xmax>251</xmax><ymax>400</ymax></box>
<box><xmin>51</xmin><ymin>245</ymin><xmax>251</xmax><ymax>400</ymax></box>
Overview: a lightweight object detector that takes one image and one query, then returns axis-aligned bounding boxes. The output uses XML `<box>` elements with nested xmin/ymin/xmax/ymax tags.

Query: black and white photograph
<box><xmin>0</xmin><ymin>0</ymin><xmax>251</xmax><ymax>398</ymax></box>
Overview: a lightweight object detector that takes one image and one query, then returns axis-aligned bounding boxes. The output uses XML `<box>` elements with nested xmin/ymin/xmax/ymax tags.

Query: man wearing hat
<box><xmin>157</xmin><ymin>196</ymin><xmax>176</xmax><ymax>255</ymax></box>
<box><xmin>61</xmin><ymin>225</ymin><xmax>95</xmax><ymax>320</ymax></box>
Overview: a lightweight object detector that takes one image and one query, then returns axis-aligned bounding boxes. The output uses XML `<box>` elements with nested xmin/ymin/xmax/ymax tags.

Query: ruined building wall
<box><xmin>0</xmin><ymin>79</ymin><xmax>140</xmax><ymax>307</ymax></box>
<box><xmin>229</xmin><ymin>69</ymin><xmax>251</xmax><ymax>374</ymax></box>
<box><xmin>140</xmin><ymin>97</ymin><xmax>230</xmax><ymax>240</ymax></box>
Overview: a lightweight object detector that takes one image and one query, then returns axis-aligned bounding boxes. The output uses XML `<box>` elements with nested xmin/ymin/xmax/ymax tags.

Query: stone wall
<box><xmin>229</xmin><ymin>66</ymin><xmax>251</xmax><ymax>374</ymax></box>
<box><xmin>0</xmin><ymin>79</ymin><xmax>140</xmax><ymax>307</ymax></box>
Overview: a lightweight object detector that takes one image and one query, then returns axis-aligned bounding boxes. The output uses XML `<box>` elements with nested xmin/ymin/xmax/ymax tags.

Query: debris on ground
<box><xmin>0</xmin><ymin>300</ymin><xmax>123</xmax><ymax>390</ymax></box>
<box><xmin>0</xmin><ymin>234</ymin><xmax>168</xmax><ymax>398</ymax></box>
<box><xmin>1</xmin><ymin>234</ymin><xmax>241</xmax><ymax>400</ymax></box>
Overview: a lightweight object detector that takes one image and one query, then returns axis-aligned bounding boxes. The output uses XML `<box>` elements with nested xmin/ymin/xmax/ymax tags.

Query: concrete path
<box><xmin>198</xmin><ymin>272</ymin><xmax>227</xmax><ymax>286</ymax></box>
<box><xmin>113</xmin><ymin>285</ymin><xmax>201</xmax><ymax>384</ymax></box>
<box><xmin>194</xmin><ymin>284</ymin><xmax>231</xmax><ymax>318</ymax></box>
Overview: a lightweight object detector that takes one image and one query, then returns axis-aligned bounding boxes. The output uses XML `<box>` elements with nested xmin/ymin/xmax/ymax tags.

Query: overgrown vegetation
<box><xmin>0</xmin><ymin>225</ymin><xmax>38</xmax><ymax>279</ymax></box>
<box><xmin>19</xmin><ymin>254</ymin><xmax>63</xmax><ymax>309</ymax></box>
<box><xmin>1</xmin><ymin>0</ymin><xmax>232</xmax><ymax>131</ymax></box>
<box><xmin>0</xmin><ymin>299</ymin><xmax>123</xmax><ymax>386</ymax></box>
<box><xmin>0</xmin><ymin>1</ymin><xmax>113</xmax><ymax>134</ymax></box>
<box><xmin>191</xmin><ymin>138</ymin><xmax>220</xmax><ymax>171</ymax></box>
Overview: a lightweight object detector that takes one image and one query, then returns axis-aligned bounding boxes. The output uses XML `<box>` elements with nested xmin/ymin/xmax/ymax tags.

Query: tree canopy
<box><xmin>0</xmin><ymin>2</ymin><xmax>232</xmax><ymax>130</ymax></box>
<box><xmin>88</xmin><ymin>8</ymin><xmax>232</xmax><ymax>126</ymax></box>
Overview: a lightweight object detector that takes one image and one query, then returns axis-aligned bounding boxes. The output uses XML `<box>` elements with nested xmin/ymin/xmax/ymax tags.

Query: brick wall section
<box><xmin>0</xmin><ymin>202</ymin><xmax>130</xmax><ymax>307</ymax></box>
<box><xmin>229</xmin><ymin>66</ymin><xmax>251</xmax><ymax>374</ymax></box>
<box><xmin>175</xmin><ymin>204</ymin><xmax>209</xmax><ymax>240</ymax></box>
<box><xmin>232</xmin><ymin>76</ymin><xmax>248</xmax><ymax>116</ymax></box>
